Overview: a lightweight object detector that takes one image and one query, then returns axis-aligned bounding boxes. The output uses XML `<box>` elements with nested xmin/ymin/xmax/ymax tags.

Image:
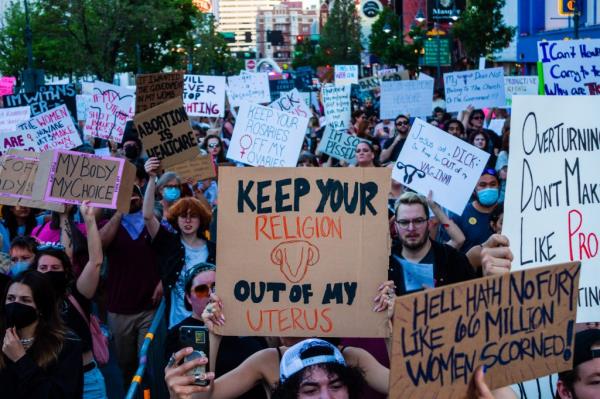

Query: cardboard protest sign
<box><xmin>3</xmin><ymin>84</ymin><xmax>77</xmax><ymax>118</ymax></box>
<box><xmin>0</xmin><ymin>77</ymin><xmax>16</xmax><ymax>96</ymax></box>
<box><xmin>538</xmin><ymin>39</ymin><xmax>600</xmax><ymax>95</ymax></box>
<box><xmin>503</xmin><ymin>95</ymin><xmax>600</xmax><ymax>322</ymax></box>
<box><xmin>0</xmin><ymin>151</ymin><xmax>65</xmax><ymax>212</ymax></box>
<box><xmin>380</xmin><ymin>80</ymin><xmax>434</xmax><ymax>119</ymax></box>
<box><xmin>167</xmin><ymin>155</ymin><xmax>216</xmax><ymax>181</ymax></box>
<box><xmin>504</xmin><ymin>76</ymin><xmax>538</xmax><ymax>107</ymax></box>
<box><xmin>444</xmin><ymin>68</ymin><xmax>506</xmax><ymax>112</ymax></box>
<box><xmin>389</xmin><ymin>262</ymin><xmax>581</xmax><ymax>399</ymax></box>
<box><xmin>83</xmin><ymin>81</ymin><xmax>134</xmax><ymax>143</ymax></box>
<box><xmin>135</xmin><ymin>72</ymin><xmax>184</xmax><ymax>113</ymax></box>
<box><xmin>227</xmin><ymin>103</ymin><xmax>308</xmax><ymax>167</ymax></box>
<box><xmin>183</xmin><ymin>75</ymin><xmax>226</xmax><ymax>117</ymax></box>
<box><xmin>133</xmin><ymin>98</ymin><xmax>199</xmax><ymax>168</ymax></box>
<box><xmin>215</xmin><ymin>167</ymin><xmax>390</xmax><ymax>337</ymax></box>
<box><xmin>269</xmin><ymin>79</ymin><xmax>296</xmax><ymax>102</ymax></box>
<box><xmin>269</xmin><ymin>89</ymin><xmax>311</xmax><ymax>118</ymax></box>
<box><xmin>227</xmin><ymin>72</ymin><xmax>271</xmax><ymax>107</ymax></box>
<box><xmin>0</xmin><ymin>106</ymin><xmax>31</xmax><ymax>133</ymax></box>
<box><xmin>0</xmin><ymin>131</ymin><xmax>38</xmax><ymax>156</ymax></box>
<box><xmin>32</xmin><ymin>149</ymin><xmax>136</xmax><ymax>212</ymax></box>
<box><xmin>392</xmin><ymin>118</ymin><xmax>489</xmax><ymax>215</ymax></box>
<box><xmin>16</xmin><ymin>104</ymin><xmax>83</xmax><ymax>151</ymax></box>
<box><xmin>321</xmin><ymin>84</ymin><xmax>351</xmax><ymax>129</ymax></box>
<box><xmin>334</xmin><ymin>65</ymin><xmax>359</xmax><ymax>85</ymax></box>
<box><xmin>317</xmin><ymin>123</ymin><xmax>361</xmax><ymax>163</ymax></box>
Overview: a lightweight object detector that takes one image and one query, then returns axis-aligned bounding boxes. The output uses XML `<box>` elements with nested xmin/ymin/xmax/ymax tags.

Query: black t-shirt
<box><xmin>64</xmin><ymin>288</ymin><xmax>93</xmax><ymax>353</ymax></box>
<box><xmin>383</xmin><ymin>137</ymin><xmax>406</xmax><ymax>163</ymax></box>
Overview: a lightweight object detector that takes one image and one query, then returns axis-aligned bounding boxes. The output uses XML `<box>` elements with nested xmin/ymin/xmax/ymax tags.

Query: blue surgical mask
<box><xmin>477</xmin><ymin>188</ymin><xmax>499</xmax><ymax>206</ymax></box>
<box><xmin>9</xmin><ymin>261</ymin><xmax>30</xmax><ymax>279</ymax></box>
<box><xmin>163</xmin><ymin>187</ymin><xmax>181</xmax><ymax>202</ymax></box>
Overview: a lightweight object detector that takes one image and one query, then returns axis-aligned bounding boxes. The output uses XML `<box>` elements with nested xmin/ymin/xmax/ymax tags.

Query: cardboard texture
<box><xmin>215</xmin><ymin>167</ymin><xmax>390</xmax><ymax>337</ymax></box>
<box><xmin>167</xmin><ymin>155</ymin><xmax>216</xmax><ymax>181</ymax></box>
<box><xmin>135</xmin><ymin>72</ymin><xmax>184</xmax><ymax>113</ymax></box>
<box><xmin>134</xmin><ymin>97</ymin><xmax>199</xmax><ymax>168</ymax></box>
<box><xmin>32</xmin><ymin>150</ymin><xmax>136</xmax><ymax>212</ymax></box>
<box><xmin>503</xmin><ymin>95</ymin><xmax>600</xmax><ymax>322</ymax></box>
<box><xmin>0</xmin><ymin>151</ymin><xmax>64</xmax><ymax>212</ymax></box>
<box><xmin>389</xmin><ymin>262</ymin><xmax>581</xmax><ymax>399</ymax></box>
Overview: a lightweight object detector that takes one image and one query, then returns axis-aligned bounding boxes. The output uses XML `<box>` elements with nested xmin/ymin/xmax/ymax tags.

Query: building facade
<box><xmin>256</xmin><ymin>1</ymin><xmax>318</xmax><ymax>65</ymax></box>
<box><xmin>217</xmin><ymin>0</ymin><xmax>282</xmax><ymax>52</ymax></box>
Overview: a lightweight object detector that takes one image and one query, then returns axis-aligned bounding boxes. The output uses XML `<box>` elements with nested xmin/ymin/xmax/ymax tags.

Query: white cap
<box><xmin>279</xmin><ymin>339</ymin><xmax>346</xmax><ymax>382</ymax></box>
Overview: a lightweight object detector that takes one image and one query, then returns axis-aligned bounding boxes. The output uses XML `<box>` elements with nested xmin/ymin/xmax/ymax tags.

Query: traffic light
<box><xmin>296</xmin><ymin>35</ymin><xmax>304</xmax><ymax>43</ymax></box>
<box><xmin>267</xmin><ymin>30</ymin><xmax>284</xmax><ymax>45</ymax></box>
<box><xmin>244</xmin><ymin>31</ymin><xmax>252</xmax><ymax>43</ymax></box>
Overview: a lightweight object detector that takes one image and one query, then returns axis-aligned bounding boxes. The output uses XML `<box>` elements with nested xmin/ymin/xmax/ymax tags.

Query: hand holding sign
<box><xmin>144</xmin><ymin>157</ymin><xmax>161</xmax><ymax>177</ymax></box>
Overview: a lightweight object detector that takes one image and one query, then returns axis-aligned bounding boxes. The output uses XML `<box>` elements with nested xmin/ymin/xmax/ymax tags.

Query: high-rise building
<box><xmin>256</xmin><ymin>1</ymin><xmax>318</xmax><ymax>65</ymax></box>
<box><xmin>217</xmin><ymin>0</ymin><xmax>282</xmax><ymax>52</ymax></box>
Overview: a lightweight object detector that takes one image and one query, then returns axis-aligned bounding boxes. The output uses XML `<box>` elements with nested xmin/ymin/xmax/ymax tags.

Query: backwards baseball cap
<box><xmin>280</xmin><ymin>339</ymin><xmax>346</xmax><ymax>382</ymax></box>
<box><xmin>573</xmin><ymin>329</ymin><xmax>600</xmax><ymax>368</ymax></box>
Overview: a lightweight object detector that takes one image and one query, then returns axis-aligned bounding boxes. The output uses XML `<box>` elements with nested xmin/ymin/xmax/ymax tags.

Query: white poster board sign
<box><xmin>83</xmin><ymin>81</ymin><xmax>134</xmax><ymax>143</ymax></box>
<box><xmin>487</xmin><ymin>118</ymin><xmax>505</xmax><ymax>136</ymax></box>
<box><xmin>0</xmin><ymin>131</ymin><xmax>38</xmax><ymax>155</ymax></box>
<box><xmin>0</xmin><ymin>106</ymin><xmax>31</xmax><ymax>132</ymax></box>
<box><xmin>17</xmin><ymin>104</ymin><xmax>82</xmax><ymax>151</ymax></box>
<box><xmin>317</xmin><ymin>124</ymin><xmax>361</xmax><ymax>163</ymax></box>
<box><xmin>269</xmin><ymin>89</ymin><xmax>311</xmax><ymax>118</ymax></box>
<box><xmin>538</xmin><ymin>39</ymin><xmax>600</xmax><ymax>95</ymax></box>
<box><xmin>321</xmin><ymin>84</ymin><xmax>351</xmax><ymax>129</ymax></box>
<box><xmin>504</xmin><ymin>76</ymin><xmax>539</xmax><ymax>107</ymax></box>
<box><xmin>334</xmin><ymin>65</ymin><xmax>359</xmax><ymax>85</ymax></box>
<box><xmin>380</xmin><ymin>79</ymin><xmax>434</xmax><ymax>119</ymax></box>
<box><xmin>183</xmin><ymin>75</ymin><xmax>226</xmax><ymax>117</ymax></box>
<box><xmin>76</xmin><ymin>94</ymin><xmax>92</xmax><ymax>122</ymax></box>
<box><xmin>227</xmin><ymin>72</ymin><xmax>271</xmax><ymax>107</ymax></box>
<box><xmin>444</xmin><ymin>67</ymin><xmax>506</xmax><ymax>112</ymax></box>
<box><xmin>227</xmin><ymin>103</ymin><xmax>309</xmax><ymax>167</ymax></box>
<box><xmin>503</xmin><ymin>95</ymin><xmax>600</xmax><ymax>322</ymax></box>
<box><xmin>392</xmin><ymin>118</ymin><xmax>490</xmax><ymax>215</ymax></box>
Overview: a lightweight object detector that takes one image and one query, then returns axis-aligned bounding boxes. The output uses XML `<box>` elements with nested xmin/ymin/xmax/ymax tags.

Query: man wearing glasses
<box><xmin>448</xmin><ymin>169</ymin><xmax>500</xmax><ymax>253</ymax></box>
<box><xmin>388</xmin><ymin>192</ymin><xmax>478</xmax><ymax>296</ymax></box>
<box><xmin>379</xmin><ymin>114</ymin><xmax>411</xmax><ymax>165</ymax></box>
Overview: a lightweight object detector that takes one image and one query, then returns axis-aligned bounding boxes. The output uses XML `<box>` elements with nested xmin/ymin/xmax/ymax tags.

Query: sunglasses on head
<box><xmin>192</xmin><ymin>282</ymin><xmax>215</xmax><ymax>298</ymax></box>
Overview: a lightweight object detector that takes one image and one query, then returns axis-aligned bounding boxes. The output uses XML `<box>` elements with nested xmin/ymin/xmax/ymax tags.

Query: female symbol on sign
<box><xmin>239</xmin><ymin>134</ymin><xmax>252</xmax><ymax>158</ymax></box>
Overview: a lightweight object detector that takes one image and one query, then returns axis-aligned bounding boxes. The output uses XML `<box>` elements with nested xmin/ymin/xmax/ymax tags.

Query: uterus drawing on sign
<box><xmin>395</xmin><ymin>161</ymin><xmax>426</xmax><ymax>184</ymax></box>
<box><xmin>239</xmin><ymin>134</ymin><xmax>252</xmax><ymax>158</ymax></box>
<box><xmin>270</xmin><ymin>240</ymin><xmax>320</xmax><ymax>283</ymax></box>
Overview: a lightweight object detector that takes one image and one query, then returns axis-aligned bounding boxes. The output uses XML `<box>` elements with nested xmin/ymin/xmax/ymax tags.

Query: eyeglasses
<box><xmin>396</xmin><ymin>121</ymin><xmax>409</xmax><ymax>126</ymax></box>
<box><xmin>396</xmin><ymin>218</ymin><xmax>428</xmax><ymax>229</ymax></box>
<box><xmin>192</xmin><ymin>283</ymin><xmax>215</xmax><ymax>298</ymax></box>
<box><xmin>207</xmin><ymin>143</ymin><xmax>220</xmax><ymax>149</ymax></box>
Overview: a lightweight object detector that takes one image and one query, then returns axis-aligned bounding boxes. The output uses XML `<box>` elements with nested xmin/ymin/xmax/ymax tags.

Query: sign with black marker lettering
<box><xmin>321</xmin><ymin>84</ymin><xmax>351</xmax><ymax>129</ymax></box>
<box><xmin>389</xmin><ymin>262</ymin><xmax>580</xmax><ymax>399</ymax></box>
<box><xmin>135</xmin><ymin>72</ymin><xmax>184</xmax><ymax>113</ymax></box>
<box><xmin>227</xmin><ymin>103</ymin><xmax>309</xmax><ymax>167</ymax></box>
<box><xmin>134</xmin><ymin>97</ymin><xmax>199</xmax><ymax>168</ymax></box>
<box><xmin>392</xmin><ymin>118</ymin><xmax>489</xmax><ymax>215</ymax></box>
<box><xmin>0</xmin><ymin>106</ymin><xmax>31</xmax><ymax>133</ymax></box>
<box><xmin>444</xmin><ymin>68</ymin><xmax>506</xmax><ymax>112</ymax></box>
<box><xmin>269</xmin><ymin>89</ymin><xmax>311</xmax><ymax>118</ymax></box>
<box><xmin>504</xmin><ymin>95</ymin><xmax>600</xmax><ymax>322</ymax></box>
<box><xmin>215</xmin><ymin>168</ymin><xmax>390</xmax><ymax>337</ymax></box>
<box><xmin>32</xmin><ymin>149</ymin><xmax>136</xmax><ymax>212</ymax></box>
<box><xmin>16</xmin><ymin>104</ymin><xmax>83</xmax><ymax>152</ymax></box>
<box><xmin>317</xmin><ymin>124</ymin><xmax>361</xmax><ymax>163</ymax></box>
<box><xmin>183</xmin><ymin>75</ymin><xmax>226</xmax><ymax>117</ymax></box>
<box><xmin>83</xmin><ymin>81</ymin><xmax>134</xmax><ymax>143</ymax></box>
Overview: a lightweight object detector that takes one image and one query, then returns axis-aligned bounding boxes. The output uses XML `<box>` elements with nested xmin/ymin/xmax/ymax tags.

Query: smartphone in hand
<box><xmin>179</xmin><ymin>325</ymin><xmax>210</xmax><ymax>386</ymax></box>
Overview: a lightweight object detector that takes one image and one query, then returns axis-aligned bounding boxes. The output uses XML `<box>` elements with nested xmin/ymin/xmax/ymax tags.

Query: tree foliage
<box><xmin>0</xmin><ymin>0</ymin><xmax>239</xmax><ymax>81</ymax></box>
<box><xmin>318</xmin><ymin>0</ymin><xmax>362</xmax><ymax>65</ymax></box>
<box><xmin>452</xmin><ymin>0</ymin><xmax>515</xmax><ymax>61</ymax></box>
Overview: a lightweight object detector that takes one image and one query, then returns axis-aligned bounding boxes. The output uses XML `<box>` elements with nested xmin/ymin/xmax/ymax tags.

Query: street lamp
<box><xmin>383</xmin><ymin>22</ymin><xmax>392</xmax><ymax>34</ymax></box>
<box><xmin>415</xmin><ymin>9</ymin><xmax>425</xmax><ymax>23</ymax></box>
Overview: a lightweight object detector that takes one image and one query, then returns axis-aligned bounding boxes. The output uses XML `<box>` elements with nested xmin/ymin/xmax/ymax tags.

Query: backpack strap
<box><xmin>67</xmin><ymin>294</ymin><xmax>90</xmax><ymax>325</ymax></box>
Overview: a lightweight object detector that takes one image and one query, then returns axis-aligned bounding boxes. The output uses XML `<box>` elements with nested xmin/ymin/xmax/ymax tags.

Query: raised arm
<box><xmin>427</xmin><ymin>191</ymin><xmax>465</xmax><ymax>249</ymax></box>
<box><xmin>59</xmin><ymin>210</ymin><xmax>74</xmax><ymax>262</ymax></box>
<box><xmin>76</xmin><ymin>201</ymin><xmax>103</xmax><ymax>299</ymax></box>
<box><xmin>343</xmin><ymin>346</ymin><xmax>389</xmax><ymax>395</ymax></box>
<box><xmin>143</xmin><ymin>157</ymin><xmax>161</xmax><ymax>239</ymax></box>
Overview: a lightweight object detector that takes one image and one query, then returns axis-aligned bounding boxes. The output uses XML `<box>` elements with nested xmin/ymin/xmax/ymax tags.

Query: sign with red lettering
<box><xmin>83</xmin><ymin>81</ymin><xmax>134</xmax><ymax>143</ymax></box>
<box><xmin>504</xmin><ymin>96</ymin><xmax>600</xmax><ymax>322</ymax></box>
<box><xmin>183</xmin><ymin>75</ymin><xmax>226</xmax><ymax>117</ymax></box>
<box><xmin>215</xmin><ymin>167</ymin><xmax>390</xmax><ymax>337</ymax></box>
<box><xmin>389</xmin><ymin>262</ymin><xmax>580</xmax><ymax>399</ymax></box>
<box><xmin>16</xmin><ymin>104</ymin><xmax>82</xmax><ymax>151</ymax></box>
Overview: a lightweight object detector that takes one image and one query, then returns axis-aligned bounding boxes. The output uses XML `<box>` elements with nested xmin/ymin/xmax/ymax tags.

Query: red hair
<box><xmin>167</xmin><ymin>197</ymin><xmax>212</xmax><ymax>236</ymax></box>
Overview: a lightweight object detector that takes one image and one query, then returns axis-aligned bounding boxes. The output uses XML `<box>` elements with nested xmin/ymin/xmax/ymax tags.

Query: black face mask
<box><xmin>5</xmin><ymin>302</ymin><xmax>38</xmax><ymax>329</ymax></box>
<box><xmin>124</xmin><ymin>145</ymin><xmax>140</xmax><ymax>160</ymax></box>
<box><xmin>46</xmin><ymin>271</ymin><xmax>68</xmax><ymax>297</ymax></box>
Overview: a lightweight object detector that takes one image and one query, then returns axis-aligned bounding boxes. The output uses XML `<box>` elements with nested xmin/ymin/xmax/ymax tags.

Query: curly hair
<box><xmin>167</xmin><ymin>197</ymin><xmax>212</xmax><ymax>237</ymax></box>
<box><xmin>272</xmin><ymin>363</ymin><xmax>365</xmax><ymax>399</ymax></box>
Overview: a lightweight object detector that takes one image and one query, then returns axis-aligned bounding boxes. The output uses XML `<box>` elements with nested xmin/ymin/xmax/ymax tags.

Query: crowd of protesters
<box><xmin>0</xmin><ymin>81</ymin><xmax>597</xmax><ymax>399</ymax></box>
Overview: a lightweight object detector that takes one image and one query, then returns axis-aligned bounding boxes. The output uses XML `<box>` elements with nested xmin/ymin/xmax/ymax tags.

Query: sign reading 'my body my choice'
<box><xmin>392</xmin><ymin>119</ymin><xmax>489</xmax><ymax>215</ymax></box>
<box><xmin>538</xmin><ymin>38</ymin><xmax>600</xmax><ymax>95</ymax></box>
<box><xmin>227</xmin><ymin>103</ymin><xmax>308</xmax><ymax>167</ymax></box>
<box><xmin>389</xmin><ymin>262</ymin><xmax>580</xmax><ymax>399</ymax></box>
<box><xmin>215</xmin><ymin>168</ymin><xmax>390</xmax><ymax>337</ymax></box>
<box><xmin>504</xmin><ymin>95</ymin><xmax>600</xmax><ymax>322</ymax></box>
<box><xmin>444</xmin><ymin>67</ymin><xmax>506</xmax><ymax>112</ymax></box>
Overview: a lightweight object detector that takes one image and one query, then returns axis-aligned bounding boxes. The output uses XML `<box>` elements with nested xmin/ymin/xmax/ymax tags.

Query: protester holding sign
<box><xmin>379</xmin><ymin>115</ymin><xmax>410</xmax><ymax>165</ymax></box>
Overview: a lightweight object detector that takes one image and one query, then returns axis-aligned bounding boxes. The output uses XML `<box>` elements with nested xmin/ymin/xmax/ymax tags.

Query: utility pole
<box><xmin>573</xmin><ymin>0</ymin><xmax>580</xmax><ymax>39</ymax></box>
